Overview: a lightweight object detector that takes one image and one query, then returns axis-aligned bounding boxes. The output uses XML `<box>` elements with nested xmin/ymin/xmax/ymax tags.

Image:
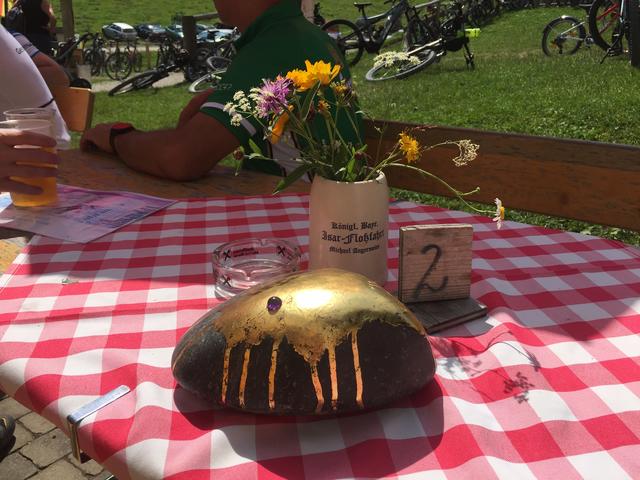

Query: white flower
<box><xmin>451</xmin><ymin>140</ymin><xmax>479</xmax><ymax>166</ymax></box>
<box><xmin>223</xmin><ymin>102</ymin><xmax>236</xmax><ymax>114</ymax></box>
<box><xmin>230</xmin><ymin>113</ymin><xmax>243</xmax><ymax>127</ymax></box>
<box><xmin>248</xmin><ymin>87</ymin><xmax>262</xmax><ymax>102</ymax></box>
<box><xmin>373</xmin><ymin>51</ymin><xmax>420</xmax><ymax>69</ymax></box>
<box><xmin>493</xmin><ymin>198</ymin><xmax>505</xmax><ymax>229</ymax></box>
<box><xmin>233</xmin><ymin>90</ymin><xmax>246</xmax><ymax>101</ymax></box>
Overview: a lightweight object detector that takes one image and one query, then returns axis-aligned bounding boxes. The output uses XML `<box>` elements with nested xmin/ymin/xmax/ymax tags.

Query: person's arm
<box><xmin>32</xmin><ymin>51</ymin><xmax>69</xmax><ymax>88</ymax></box>
<box><xmin>0</xmin><ymin>129</ymin><xmax>59</xmax><ymax>194</ymax></box>
<box><xmin>80</xmin><ymin>112</ymin><xmax>240</xmax><ymax>181</ymax></box>
<box><xmin>177</xmin><ymin>88</ymin><xmax>214</xmax><ymax>128</ymax></box>
<box><xmin>11</xmin><ymin>31</ymin><xmax>69</xmax><ymax>87</ymax></box>
<box><xmin>300</xmin><ymin>0</ymin><xmax>315</xmax><ymax>22</ymax></box>
<box><xmin>41</xmin><ymin>0</ymin><xmax>57</xmax><ymax>34</ymax></box>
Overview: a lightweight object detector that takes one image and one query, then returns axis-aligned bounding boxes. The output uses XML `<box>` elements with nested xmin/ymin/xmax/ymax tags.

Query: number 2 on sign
<box><xmin>398</xmin><ymin>224</ymin><xmax>472</xmax><ymax>303</ymax></box>
<box><xmin>413</xmin><ymin>244</ymin><xmax>448</xmax><ymax>299</ymax></box>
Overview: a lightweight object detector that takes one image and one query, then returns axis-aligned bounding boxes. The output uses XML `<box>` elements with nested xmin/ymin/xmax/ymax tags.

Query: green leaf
<box><xmin>273</xmin><ymin>164</ymin><xmax>313</xmax><ymax>194</ymax></box>
<box><xmin>300</xmin><ymin>82</ymin><xmax>321</xmax><ymax>122</ymax></box>
<box><xmin>248</xmin><ymin>138</ymin><xmax>264</xmax><ymax>155</ymax></box>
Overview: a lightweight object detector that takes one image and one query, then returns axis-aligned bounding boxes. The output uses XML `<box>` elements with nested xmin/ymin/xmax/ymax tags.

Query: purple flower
<box><xmin>255</xmin><ymin>76</ymin><xmax>292</xmax><ymax>118</ymax></box>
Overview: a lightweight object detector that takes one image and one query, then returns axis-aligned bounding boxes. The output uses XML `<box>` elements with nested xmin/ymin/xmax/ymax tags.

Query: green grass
<box><xmin>61</xmin><ymin>1</ymin><xmax>640</xmax><ymax>245</ymax></box>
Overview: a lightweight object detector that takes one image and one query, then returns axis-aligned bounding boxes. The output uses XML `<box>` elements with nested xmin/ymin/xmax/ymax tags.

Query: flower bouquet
<box><xmin>224</xmin><ymin>59</ymin><xmax>503</xmax><ymax>284</ymax></box>
<box><xmin>224</xmin><ymin>59</ymin><xmax>502</xmax><ymax>225</ymax></box>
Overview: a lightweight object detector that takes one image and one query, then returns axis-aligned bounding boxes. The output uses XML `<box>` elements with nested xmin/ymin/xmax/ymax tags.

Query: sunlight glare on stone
<box><xmin>293</xmin><ymin>289</ymin><xmax>333</xmax><ymax>309</ymax></box>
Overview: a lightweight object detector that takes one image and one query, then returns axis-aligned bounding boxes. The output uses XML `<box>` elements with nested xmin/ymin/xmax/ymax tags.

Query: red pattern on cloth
<box><xmin>0</xmin><ymin>194</ymin><xmax>639</xmax><ymax>480</ymax></box>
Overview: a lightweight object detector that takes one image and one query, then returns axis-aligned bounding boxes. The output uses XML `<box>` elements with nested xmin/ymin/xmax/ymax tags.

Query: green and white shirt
<box><xmin>200</xmin><ymin>0</ymin><xmax>361</xmax><ymax>176</ymax></box>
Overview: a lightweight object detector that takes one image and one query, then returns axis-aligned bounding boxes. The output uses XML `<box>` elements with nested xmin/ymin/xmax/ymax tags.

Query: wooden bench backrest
<box><xmin>364</xmin><ymin>119</ymin><xmax>640</xmax><ymax>231</ymax></box>
<box><xmin>52</xmin><ymin>87</ymin><xmax>95</xmax><ymax>133</ymax></box>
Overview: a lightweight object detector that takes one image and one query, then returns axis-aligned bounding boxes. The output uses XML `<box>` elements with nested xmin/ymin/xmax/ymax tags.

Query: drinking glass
<box><xmin>0</xmin><ymin>119</ymin><xmax>58</xmax><ymax>207</ymax></box>
<box><xmin>3</xmin><ymin>107</ymin><xmax>54</xmax><ymax>122</ymax></box>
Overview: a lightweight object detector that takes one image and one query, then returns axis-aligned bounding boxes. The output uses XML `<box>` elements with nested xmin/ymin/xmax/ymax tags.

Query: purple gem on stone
<box><xmin>267</xmin><ymin>296</ymin><xmax>282</xmax><ymax>314</ymax></box>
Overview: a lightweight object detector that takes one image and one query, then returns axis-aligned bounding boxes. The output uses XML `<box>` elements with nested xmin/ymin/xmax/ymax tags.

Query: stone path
<box><xmin>0</xmin><ymin>393</ymin><xmax>114</xmax><ymax>480</ymax></box>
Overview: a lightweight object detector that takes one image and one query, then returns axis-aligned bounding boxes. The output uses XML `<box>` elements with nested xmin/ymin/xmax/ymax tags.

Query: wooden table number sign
<box><xmin>398</xmin><ymin>224</ymin><xmax>487</xmax><ymax>332</ymax></box>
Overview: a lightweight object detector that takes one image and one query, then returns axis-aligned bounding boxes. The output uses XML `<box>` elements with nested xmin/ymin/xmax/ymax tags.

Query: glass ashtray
<box><xmin>212</xmin><ymin>238</ymin><xmax>301</xmax><ymax>299</ymax></box>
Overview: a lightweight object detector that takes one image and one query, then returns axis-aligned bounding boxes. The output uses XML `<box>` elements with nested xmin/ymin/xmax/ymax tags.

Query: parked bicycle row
<box><xmin>66</xmin><ymin>22</ymin><xmax>238</xmax><ymax>86</ymax></box>
<box><xmin>107</xmin><ymin>27</ymin><xmax>238</xmax><ymax>96</ymax></box>
<box><xmin>321</xmin><ymin>0</ymin><xmax>488</xmax><ymax>81</ymax></box>
<box><xmin>541</xmin><ymin>0</ymin><xmax>634</xmax><ymax>61</ymax></box>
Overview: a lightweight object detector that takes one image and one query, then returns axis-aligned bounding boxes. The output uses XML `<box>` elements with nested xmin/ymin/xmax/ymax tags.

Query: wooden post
<box><xmin>182</xmin><ymin>15</ymin><xmax>197</xmax><ymax>58</ymax></box>
<box><xmin>59</xmin><ymin>0</ymin><xmax>75</xmax><ymax>40</ymax></box>
<box><xmin>181</xmin><ymin>12</ymin><xmax>220</xmax><ymax>57</ymax></box>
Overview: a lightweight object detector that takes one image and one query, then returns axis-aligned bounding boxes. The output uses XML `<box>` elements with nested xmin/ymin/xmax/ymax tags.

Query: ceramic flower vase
<box><xmin>308</xmin><ymin>172</ymin><xmax>389</xmax><ymax>286</ymax></box>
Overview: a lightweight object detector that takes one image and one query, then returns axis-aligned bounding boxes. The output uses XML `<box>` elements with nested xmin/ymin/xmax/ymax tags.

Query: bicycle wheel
<box><xmin>188</xmin><ymin>56</ymin><xmax>232</xmax><ymax>93</ymax></box>
<box><xmin>105</xmin><ymin>52</ymin><xmax>132</xmax><ymax>80</ymax></box>
<box><xmin>365</xmin><ymin>48</ymin><xmax>437</xmax><ymax>81</ymax></box>
<box><xmin>541</xmin><ymin>16</ymin><xmax>586</xmax><ymax>56</ymax></box>
<box><xmin>108</xmin><ymin>70</ymin><xmax>165</xmax><ymax>96</ymax></box>
<box><xmin>588</xmin><ymin>0</ymin><xmax>621</xmax><ymax>51</ymax></box>
<box><xmin>322</xmin><ymin>19</ymin><xmax>365</xmax><ymax>66</ymax></box>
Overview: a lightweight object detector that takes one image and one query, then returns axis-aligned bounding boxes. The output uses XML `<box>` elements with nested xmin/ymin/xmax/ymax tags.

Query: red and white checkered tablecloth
<box><xmin>1</xmin><ymin>194</ymin><xmax>639</xmax><ymax>480</ymax></box>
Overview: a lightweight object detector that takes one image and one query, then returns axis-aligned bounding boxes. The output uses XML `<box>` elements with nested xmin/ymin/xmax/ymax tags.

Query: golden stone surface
<box><xmin>213</xmin><ymin>267</ymin><xmax>425</xmax><ymax>365</ymax></box>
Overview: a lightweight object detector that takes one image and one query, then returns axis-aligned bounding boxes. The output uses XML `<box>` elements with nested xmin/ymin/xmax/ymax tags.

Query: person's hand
<box><xmin>80</xmin><ymin>123</ymin><xmax>116</xmax><ymax>154</ymax></box>
<box><xmin>0</xmin><ymin>128</ymin><xmax>59</xmax><ymax>195</ymax></box>
<box><xmin>177</xmin><ymin>89</ymin><xmax>214</xmax><ymax>128</ymax></box>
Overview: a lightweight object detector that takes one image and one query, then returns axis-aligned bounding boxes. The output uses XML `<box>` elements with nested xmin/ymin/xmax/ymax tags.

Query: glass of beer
<box><xmin>3</xmin><ymin>107</ymin><xmax>54</xmax><ymax>122</ymax></box>
<box><xmin>0</xmin><ymin>119</ymin><xmax>58</xmax><ymax>207</ymax></box>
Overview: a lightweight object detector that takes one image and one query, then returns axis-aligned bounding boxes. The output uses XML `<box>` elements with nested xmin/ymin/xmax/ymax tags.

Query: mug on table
<box><xmin>0</xmin><ymin>118</ymin><xmax>59</xmax><ymax>207</ymax></box>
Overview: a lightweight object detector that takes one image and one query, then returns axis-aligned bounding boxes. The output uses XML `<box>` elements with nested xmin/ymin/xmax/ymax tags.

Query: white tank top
<box><xmin>0</xmin><ymin>26</ymin><xmax>71</xmax><ymax>149</ymax></box>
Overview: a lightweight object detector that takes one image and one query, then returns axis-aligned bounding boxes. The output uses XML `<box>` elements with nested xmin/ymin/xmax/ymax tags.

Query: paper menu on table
<box><xmin>0</xmin><ymin>184</ymin><xmax>176</xmax><ymax>243</ymax></box>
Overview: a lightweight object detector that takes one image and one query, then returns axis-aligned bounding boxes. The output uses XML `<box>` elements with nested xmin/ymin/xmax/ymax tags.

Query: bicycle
<box><xmin>82</xmin><ymin>34</ymin><xmax>108</xmax><ymax>76</ymax></box>
<box><xmin>588</xmin><ymin>0</ymin><xmax>630</xmax><ymax>56</ymax></box>
<box><xmin>54</xmin><ymin>32</ymin><xmax>96</xmax><ymax>67</ymax></box>
<box><xmin>322</xmin><ymin>0</ymin><xmax>425</xmax><ymax>66</ymax></box>
<box><xmin>156</xmin><ymin>37</ymin><xmax>182</xmax><ymax>68</ymax></box>
<box><xmin>127</xmin><ymin>40</ymin><xmax>144</xmax><ymax>73</ymax></box>
<box><xmin>108</xmin><ymin>47</ymin><xmax>191</xmax><ymax>96</ymax></box>
<box><xmin>365</xmin><ymin>1</ymin><xmax>474</xmax><ymax>81</ymax></box>
<box><xmin>188</xmin><ymin>55</ymin><xmax>232</xmax><ymax>93</ymax></box>
<box><xmin>52</xmin><ymin>32</ymin><xmax>93</xmax><ymax>87</ymax></box>
<box><xmin>184</xmin><ymin>27</ymin><xmax>238</xmax><ymax>82</ymax></box>
<box><xmin>541</xmin><ymin>15</ymin><xmax>592</xmax><ymax>56</ymax></box>
<box><xmin>541</xmin><ymin>4</ymin><xmax>596</xmax><ymax>57</ymax></box>
<box><xmin>105</xmin><ymin>40</ymin><xmax>133</xmax><ymax>80</ymax></box>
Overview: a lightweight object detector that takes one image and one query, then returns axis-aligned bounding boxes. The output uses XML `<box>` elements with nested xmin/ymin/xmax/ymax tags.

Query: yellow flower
<box><xmin>304</xmin><ymin>60</ymin><xmax>341</xmax><ymax>86</ymax></box>
<box><xmin>269</xmin><ymin>106</ymin><xmax>293</xmax><ymax>144</ymax></box>
<box><xmin>493</xmin><ymin>198</ymin><xmax>505</xmax><ymax>229</ymax></box>
<box><xmin>332</xmin><ymin>81</ymin><xmax>350</xmax><ymax>99</ymax></box>
<box><xmin>286</xmin><ymin>69</ymin><xmax>315</xmax><ymax>91</ymax></box>
<box><xmin>317</xmin><ymin>99</ymin><xmax>330</xmax><ymax>115</ymax></box>
<box><xmin>398</xmin><ymin>132</ymin><xmax>420</xmax><ymax>163</ymax></box>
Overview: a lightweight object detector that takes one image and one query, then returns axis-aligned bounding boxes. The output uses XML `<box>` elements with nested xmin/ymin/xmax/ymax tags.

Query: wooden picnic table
<box><xmin>0</xmin><ymin>148</ymin><xmax>310</xmax><ymax>273</ymax></box>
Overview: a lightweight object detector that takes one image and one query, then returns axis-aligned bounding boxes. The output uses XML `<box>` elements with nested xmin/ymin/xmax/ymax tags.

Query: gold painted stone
<box><xmin>172</xmin><ymin>268</ymin><xmax>436</xmax><ymax>415</ymax></box>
